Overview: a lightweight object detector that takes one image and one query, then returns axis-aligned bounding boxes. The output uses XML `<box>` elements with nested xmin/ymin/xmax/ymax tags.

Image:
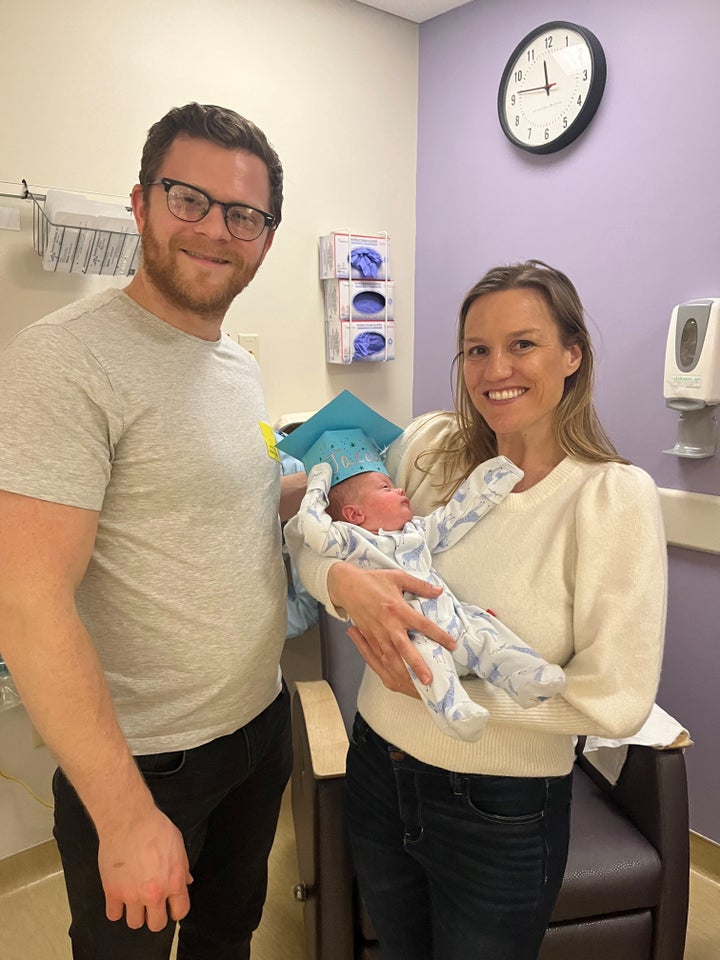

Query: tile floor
<box><xmin>0</xmin><ymin>788</ymin><xmax>717</xmax><ymax>960</ymax></box>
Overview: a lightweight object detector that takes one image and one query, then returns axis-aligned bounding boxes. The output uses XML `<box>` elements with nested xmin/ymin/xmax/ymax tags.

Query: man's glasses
<box><xmin>146</xmin><ymin>178</ymin><xmax>276</xmax><ymax>242</ymax></box>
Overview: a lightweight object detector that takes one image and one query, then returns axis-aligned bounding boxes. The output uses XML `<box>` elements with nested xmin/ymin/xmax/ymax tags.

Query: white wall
<box><xmin>0</xmin><ymin>0</ymin><xmax>419</xmax><ymax>858</ymax></box>
<box><xmin>0</xmin><ymin>0</ymin><xmax>418</xmax><ymax>423</ymax></box>
<box><xmin>0</xmin><ymin>705</ymin><xmax>56</xmax><ymax>861</ymax></box>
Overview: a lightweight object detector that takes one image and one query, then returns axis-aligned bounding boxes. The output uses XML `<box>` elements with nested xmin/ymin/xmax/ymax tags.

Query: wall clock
<box><xmin>498</xmin><ymin>21</ymin><xmax>606</xmax><ymax>154</ymax></box>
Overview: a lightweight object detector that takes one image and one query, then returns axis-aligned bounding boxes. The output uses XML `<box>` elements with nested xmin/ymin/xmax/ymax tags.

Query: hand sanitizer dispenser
<box><xmin>663</xmin><ymin>298</ymin><xmax>720</xmax><ymax>457</ymax></box>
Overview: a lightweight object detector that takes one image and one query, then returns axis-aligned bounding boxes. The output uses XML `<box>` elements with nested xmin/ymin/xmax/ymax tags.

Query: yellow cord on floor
<box><xmin>0</xmin><ymin>766</ymin><xmax>53</xmax><ymax>809</ymax></box>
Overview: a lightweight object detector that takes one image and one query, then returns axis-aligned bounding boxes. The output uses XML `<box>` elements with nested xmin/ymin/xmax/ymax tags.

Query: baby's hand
<box><xmin>307</xmin><ymin>462</ymin><xmax>333</xmax><ymax>493</ymax></box>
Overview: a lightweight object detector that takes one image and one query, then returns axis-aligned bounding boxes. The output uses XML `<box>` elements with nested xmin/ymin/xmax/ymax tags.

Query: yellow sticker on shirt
<box><xmin>260</xmin><ymin>421</ymin><xmax>281</xmax><ymax>462</ymax></box>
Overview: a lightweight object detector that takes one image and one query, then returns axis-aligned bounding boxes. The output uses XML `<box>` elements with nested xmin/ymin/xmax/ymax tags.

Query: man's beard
<box><xmin>140</xmin><ymin>222</ymin><xmax>263</xmax><ymax>317</ymax></box>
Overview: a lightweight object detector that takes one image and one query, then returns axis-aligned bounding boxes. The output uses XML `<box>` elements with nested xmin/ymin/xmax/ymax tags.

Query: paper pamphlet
<box><xmin>40</xmin><ymin>190</ymin><xmax>138</xmax><ymax>275</ymax></box>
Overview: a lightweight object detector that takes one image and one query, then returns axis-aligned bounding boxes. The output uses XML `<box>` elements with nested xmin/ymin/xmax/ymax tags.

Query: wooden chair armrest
<box><xmin>291</xmin><ymin>680</ymin><xmax>356</xmax><ymax>960</ymax></box>
<box><xmin>294</xmin><ymin>680</ymin><xmax>350</xmax><ymax>779</ymax></box>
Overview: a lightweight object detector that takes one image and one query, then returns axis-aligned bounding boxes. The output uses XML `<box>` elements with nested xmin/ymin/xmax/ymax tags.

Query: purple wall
<box><xmin>416</xmin><ymin>0</ymin><xmax>720</xmax><ymax>840</ymax></box>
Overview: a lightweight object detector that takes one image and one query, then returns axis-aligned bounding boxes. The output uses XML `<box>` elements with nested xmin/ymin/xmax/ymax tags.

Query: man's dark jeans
<box><xmin>53</xmin><ymin>684</ymin><xmax>292</xmax><ymax>960</ymax></box>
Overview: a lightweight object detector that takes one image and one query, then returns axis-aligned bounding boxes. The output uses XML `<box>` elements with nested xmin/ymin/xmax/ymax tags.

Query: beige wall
<box><xmin>0</xmin><ymin>0</ymin><xmax>418</xmax><ymax>425</ymax></box>
<box><xmin>0</xmin><ymin>0</ymin><xmax>418</xmax><ymax>858</ymax></box>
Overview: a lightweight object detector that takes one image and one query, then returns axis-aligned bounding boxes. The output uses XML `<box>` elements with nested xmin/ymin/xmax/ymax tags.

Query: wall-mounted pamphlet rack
<box><xmin>0</xmin><ymin>179</ymin><xmax>140</xmax><ymax>276</ymax></box>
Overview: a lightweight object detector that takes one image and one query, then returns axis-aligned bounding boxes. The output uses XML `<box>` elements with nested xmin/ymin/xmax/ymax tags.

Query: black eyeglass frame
<box><xmin>146</xmin><ymin>177</ymin><xmax>277</xmax><ymax>240</ymax></box>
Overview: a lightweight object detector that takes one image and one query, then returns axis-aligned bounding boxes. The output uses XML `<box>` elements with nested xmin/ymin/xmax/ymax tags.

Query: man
<box><xmin>0</xmin><ymin>102</ymin><xmax>450</xmax><ymax>959</ymax></box>
<box><xmin>0</xmin><ymin>103</ymin><xmax>293</xmax><ymax>960</ymax></box>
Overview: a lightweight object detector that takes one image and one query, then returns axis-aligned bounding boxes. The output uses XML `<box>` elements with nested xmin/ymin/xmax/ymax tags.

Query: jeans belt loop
<box><xmin>450</xmin><ymin>772</ymin><xmax>463</xmax><ymax>796</ymax></box>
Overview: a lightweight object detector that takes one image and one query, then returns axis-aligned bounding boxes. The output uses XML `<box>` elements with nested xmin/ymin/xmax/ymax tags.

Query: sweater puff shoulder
<box><xmin>385</xmin><ymin>411</ymin><xmax>460</xmax><ymax>501</ymax></box>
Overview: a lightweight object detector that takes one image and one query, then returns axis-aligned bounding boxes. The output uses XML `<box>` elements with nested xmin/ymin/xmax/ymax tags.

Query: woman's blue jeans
<box><xmin>345</xmin><ymin>713</ymin><xmax>572</xmax><ymax>960</ymax></box>
<box><xmin>52</xmin><ymin>683</ymin><xmax>292</xmax><ymax>960</ymax></box>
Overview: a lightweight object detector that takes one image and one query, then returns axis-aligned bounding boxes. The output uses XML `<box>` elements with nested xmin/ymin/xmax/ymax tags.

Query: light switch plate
<box><xmin>237</xmin><ymin>333</ymin><xmax>260</xmax><ymax>362</ymax></box>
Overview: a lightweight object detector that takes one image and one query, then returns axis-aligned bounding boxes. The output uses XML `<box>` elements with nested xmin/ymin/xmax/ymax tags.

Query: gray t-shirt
<box><xmin>0</xmin><ymin>289</ymin><xmax>286</xmax><ymax>753</ymax></box>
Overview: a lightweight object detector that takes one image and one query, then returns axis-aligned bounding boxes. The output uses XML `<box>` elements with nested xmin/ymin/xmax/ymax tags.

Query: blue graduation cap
<box><xmin>276</xmin><ymin>390</ymin><xmax>403</xmax><ymax>487</ymax></box>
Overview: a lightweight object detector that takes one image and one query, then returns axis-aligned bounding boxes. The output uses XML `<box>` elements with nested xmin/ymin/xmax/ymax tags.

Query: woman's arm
<box><xmin>559</xmin><ymin>465</ymin><xmax>666</xmax><ymax>736</ymax></box>
<box><xmin>459</xmin><ymin>465</ymin><xmax>667</xmax><ymax>739</ymax></box>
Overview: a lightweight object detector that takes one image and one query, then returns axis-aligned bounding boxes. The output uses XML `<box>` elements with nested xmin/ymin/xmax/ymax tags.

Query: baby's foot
<box><xmin>437</xmin><ymin>699</ymin><xmax>489</xmax><ymax>741</ymax></box>
<box><xmin>421</xmin><ymin>692</ymin><xmax>489</xmax><ymax>741</ymax></box>
<box><xmin>503</xmin><ymin>663</ymin><xmax>566</xmax><ymax>709</ymax></box>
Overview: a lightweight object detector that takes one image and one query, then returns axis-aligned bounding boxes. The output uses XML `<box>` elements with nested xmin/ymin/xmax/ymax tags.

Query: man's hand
<box><xmin>327</xmin><ymin>563</ymin><xmax>455</xmax><ymax>691</ymax></box>
<box><xmin>279</xmin><ymin>471</ymin><xmax>307</xmax><ymax>521</ymax></box>
<box><xmin>98</xmin><ymin>805</ymin><xmax>193</xmax><ymax>931</ymax></box>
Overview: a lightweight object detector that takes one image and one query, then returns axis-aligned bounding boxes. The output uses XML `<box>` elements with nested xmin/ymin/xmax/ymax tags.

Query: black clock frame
<box><xmin>497</xmin><ymin>20</ymin><xmax>607</xmax><ymax>155</ymax></box>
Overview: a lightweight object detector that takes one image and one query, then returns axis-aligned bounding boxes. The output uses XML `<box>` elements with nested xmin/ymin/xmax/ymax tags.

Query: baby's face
<box><xmin>350</xmin><ymin>472</ymin><xmax>414</xmax><ymax>533</ymax></box>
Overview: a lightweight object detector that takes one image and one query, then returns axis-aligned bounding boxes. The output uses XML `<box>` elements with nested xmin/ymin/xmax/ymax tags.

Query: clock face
<box><xmin>498</xmin><ymin>21</ymin><xmax>606</xmax><ymax>154</ymax></box>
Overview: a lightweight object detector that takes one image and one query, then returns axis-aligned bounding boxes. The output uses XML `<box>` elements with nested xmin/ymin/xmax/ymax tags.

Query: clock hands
<box><xmin>518</xmin><ymin>60</ymin><xmax>556</xmax><ymax>95</ymax></box>
<box><xmin>518</xmin><ymin>81</ymin><xmax>557</xmax><ymax>94</ymax></box>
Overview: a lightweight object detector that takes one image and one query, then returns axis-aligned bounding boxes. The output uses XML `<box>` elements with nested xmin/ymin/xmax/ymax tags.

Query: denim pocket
<box><xmin>135</xmin><ymin>750</ymin><xmax>186</xmax><ymax>777</ymax></box>
<box><xmin>460</xmin><ymin>774</ymin><xmax>546</xmax><ymax>824</ymax></box>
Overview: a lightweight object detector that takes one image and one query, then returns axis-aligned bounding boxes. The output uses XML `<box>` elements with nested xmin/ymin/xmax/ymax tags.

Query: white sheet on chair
<box><xmin>582</xmin><ymin>703</ymin><xmax>692</xmax><ymax>785</ymax></box>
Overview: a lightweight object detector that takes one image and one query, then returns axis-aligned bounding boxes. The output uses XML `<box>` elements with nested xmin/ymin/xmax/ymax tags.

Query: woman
<box><xmin>286</xmin><ymin>260</ymin><xmax>666</xmax><ymax>960</ymax></box>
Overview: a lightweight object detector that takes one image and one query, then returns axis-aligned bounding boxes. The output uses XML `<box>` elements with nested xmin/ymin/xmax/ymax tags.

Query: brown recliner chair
<box><xmin>291</xmin><ymin>612</ymin><xmax>690</xmax><ymax>960</ymax></box>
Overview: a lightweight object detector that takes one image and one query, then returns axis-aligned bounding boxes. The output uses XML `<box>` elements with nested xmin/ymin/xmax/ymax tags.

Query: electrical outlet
<box><xmin>237</xmin><ymin>334</ymin><xmax>260</xmax><ymax>362</ymax></box>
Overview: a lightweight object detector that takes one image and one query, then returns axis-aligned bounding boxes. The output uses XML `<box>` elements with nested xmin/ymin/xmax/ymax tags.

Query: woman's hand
<box><xmin>346</xmin><ymin>624</ymin><xmax>420</xmax><ymax>698</ymax></box>
<box><xmin>327</xmin><ymin>562</ymin><xmax>455</xmax><ymax>694</ymax></box>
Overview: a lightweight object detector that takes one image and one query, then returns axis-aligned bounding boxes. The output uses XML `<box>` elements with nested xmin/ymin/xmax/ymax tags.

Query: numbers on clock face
<box><xmin>503</xmin><ymin>27</ymin><xmax>593</xmax><ymax>148</ymax></box>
